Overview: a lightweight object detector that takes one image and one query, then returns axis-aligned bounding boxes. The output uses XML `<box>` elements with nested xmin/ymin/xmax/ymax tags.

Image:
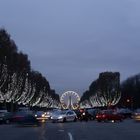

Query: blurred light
<box><xmin>127</xmin><ymin>99</ymin><xmax>130</xmax><ymax>103</ymax></box>
<box><xmin>58</xmin><ymin>116</ymin><xmax>63</xmax><ymax>119</ymax></box>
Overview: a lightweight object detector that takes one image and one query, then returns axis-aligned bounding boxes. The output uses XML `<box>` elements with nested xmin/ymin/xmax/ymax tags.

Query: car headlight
<box><xmin>83</xmin><ymin>112</ymin><xmax>85</xmax><ymax>115</ymax></box>
<box><xmin>42</xmin><ymin>114</ymin><xmax>45</xmax><ymax>117</ymax></box>
<box><xmin>35</xmin><ymin>114</ymin><xmax>37</xmax><ymax>117</ymax></box>
<box><xmin>58</xmin><ymin>116</ymin><xmax>63</xmax><ymax>119</ymax></box>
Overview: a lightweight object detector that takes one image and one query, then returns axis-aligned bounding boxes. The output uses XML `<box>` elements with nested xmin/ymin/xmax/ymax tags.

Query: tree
<box><xmin>80</xmin><ymin>72</ymin><xmax>121</xmax><ymax>107</ymax></box>
<box><xmin>0</xmin><ymin>28</ymin><xmax>60</xmax><ymax>109</ymax></box>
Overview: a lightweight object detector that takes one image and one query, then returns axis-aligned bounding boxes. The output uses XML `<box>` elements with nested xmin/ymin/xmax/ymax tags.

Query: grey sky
<box><xmin>0</xmin><ymin>0</ymin><xmax>140</xmax><ymax>95</ymax></box>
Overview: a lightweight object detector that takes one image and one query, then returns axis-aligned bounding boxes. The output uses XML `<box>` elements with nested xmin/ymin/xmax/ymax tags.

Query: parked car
<box><xmin>51</xmin><ymin>110</ymin><xmax>77</xmax><ymax>123</ymax></box>
<box><xmin>0</xmin><ymin>110</ymin><xmax>13</xmax><ymax>124</ymax></box>
<box><xmin>96</xmin><ymin>110</ymin><xmax>124</xmax><ymax>122</ymax></box>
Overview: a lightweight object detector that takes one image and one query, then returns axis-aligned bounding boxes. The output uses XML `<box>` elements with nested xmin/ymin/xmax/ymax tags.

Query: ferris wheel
<box><xmin>60</xmin><ymin>91</ymin><xmax>80</xmax><ymax>110</ymax></box>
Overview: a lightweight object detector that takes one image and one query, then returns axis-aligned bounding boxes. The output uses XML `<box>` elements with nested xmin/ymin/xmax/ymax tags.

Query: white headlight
<box><xmin>58</xmin><ymin>116</ymin><xmax>63</xmax><ymax>119</ymax></box>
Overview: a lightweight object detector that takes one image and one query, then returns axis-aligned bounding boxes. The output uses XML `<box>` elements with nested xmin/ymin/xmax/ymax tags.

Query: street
<box><xmin>0</xmin><ymin>120</ymin><xmax>140</xmax><ymax>140</ymax></box>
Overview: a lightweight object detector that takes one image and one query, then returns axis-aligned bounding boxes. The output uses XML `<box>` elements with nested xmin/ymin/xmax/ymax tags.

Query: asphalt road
<box><xmin>0</xmin><ymin>120</ymin><xmax>140</xmax><ymax>140</ymax></box>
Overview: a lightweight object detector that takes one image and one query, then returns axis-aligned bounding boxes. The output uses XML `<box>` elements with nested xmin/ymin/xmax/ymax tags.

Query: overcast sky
<box><xmin>0</xmin><ymin>0</ymin><xmax>140</xmax><ymax>95</ymax></box>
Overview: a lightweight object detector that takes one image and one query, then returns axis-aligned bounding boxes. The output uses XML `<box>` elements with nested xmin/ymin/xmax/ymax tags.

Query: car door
<box><xmin>66</xmin><ymin>111</ymin><xmax>71</xmax><ymax>121</ymax></box>
<box><xmin>66</xmin><ymin>111</ymin><xmax>75</xmax><ymax>121</ymax></box>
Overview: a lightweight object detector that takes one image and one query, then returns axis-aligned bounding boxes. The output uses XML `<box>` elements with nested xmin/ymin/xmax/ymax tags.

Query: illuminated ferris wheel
<box><xmin>60</xmin><ymin>91</ymin><xmax>80</xmax><ymax>110</ymax></box>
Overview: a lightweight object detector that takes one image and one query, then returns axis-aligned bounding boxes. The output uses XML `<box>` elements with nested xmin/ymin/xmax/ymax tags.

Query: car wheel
<box><xmin>74</xmin><ymin>117</ymin><xmax>77</xmax><ymax>122</ymax></box>
<box><xmin>63</xmin><ymin>118</ymin><xmax>66</xmax><ymax>122</ymax></box>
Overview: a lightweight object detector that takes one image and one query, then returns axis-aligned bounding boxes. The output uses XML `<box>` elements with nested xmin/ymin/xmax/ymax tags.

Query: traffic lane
<box><xmin>1</xmin><ymin>120</ymin><xmax>140</xmax><ymax>140</ymax></box>
<box><xmin>60</xmin><ymin>120</ymin><xmax>140</xmax><ymax>140</ymax></box>
<box><xmin>0</xmin><ymin>123</ymin><xmax>69</xmax><ymax>140</ymax></box>
<box><xmin>40</xmin><ymin>122</ymin><xmax>69</xmax><ymax>140</ymax></box>
<box><xmin>0</xmin><ymin>124</ymin><xmax>41</xmax><ymax>140</ymax></box>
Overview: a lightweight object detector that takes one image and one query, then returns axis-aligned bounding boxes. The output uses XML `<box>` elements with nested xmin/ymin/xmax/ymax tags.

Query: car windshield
<box><xmin>53</xmin><ymin>110</ymin><xmax>67</xmax><ymax>115</ymax></box>
<box><xmin>101</xmin><ymin>110</ymin><xmax>113</xmax><ymax>114</ymax></box>
<box><xmin>36</xmin><ymin>111</ymin><xmax>44</xmax><ymax>115</ymax></box>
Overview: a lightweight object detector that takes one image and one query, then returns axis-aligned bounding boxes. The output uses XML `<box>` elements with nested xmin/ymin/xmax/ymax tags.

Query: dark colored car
<box><xmin>16</xmin><ymin>114</ymin><xmax>40</xmax><ymax>126</ymax></box>
<box><xmin>117</xmin><ymin>108</ymin><xmax>133</xmax><ymax>119</ymax></box>
<box><xmin>0</xmin><ymin>111</ymin><xmax>13</xmax><ymax>124</ymax></box>
<box><xmin>12</xmin><ymin>111</ymin><xmax>40</xmax><ymax>126</ymax></box>
<box><xmin>74</xmin><ymin>109</ymin><xmax>82</xmax><ymax>120</ymax></box>
<box><xmin>96</xmin><ymin>110</ymin><xmax>124</xmax><ymax>122</ymax></box>
<box><xmin>87</xmin><ymin>108</ymin><xmax>100</xmax><ymax>120</ymax></box>
<box><xmin>77</xmin><ymin>109</ymin><xmax>90</xmax><ymax>121</ymax></box>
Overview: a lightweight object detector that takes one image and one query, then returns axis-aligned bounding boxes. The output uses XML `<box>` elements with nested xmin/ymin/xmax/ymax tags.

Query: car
<box><xmin>0</xmin><ymin>110</ymin><xmax>8</xmax><ymax>123</ymax></box>
<box><xmin>87</xmin><ymin>108</ymin><xmax>101</xmax><ymax>120</ymax></box>
<box><xmin>73</xmin><ymin>109</ymin><xmax>82</xmax><ymax>120</ymax></box>
<box><xmin>0</xmin><ymin>110</ymin><xmax>13</xmax><ymax>124</ymax></box>
<box><xmin>96</xmin><ymin>110</ymin><xmax>124</xmax><ymax>122</ymax></box>
<box><xmin>117</xmin><ymin>108</ymin><xmax>133</xmax><ymax>119</ymax></box>
<box><xmin>45</xmin><ymin>109</ymin><xmax>61</xmax><ymax>120</ymax></box>
<box><xmin>76</xmin><ymin>108</ymin><xmax>90</xmax><ymax>121</ymax></box>
<box><xmin>12</xmin><ymin>111</ymin><xmax>40</xmax><ymax>126</ymax></box>
<box><xmin>51</xmin><ymin>110</ymin><xmax>77</xmax><ymax>123</ymax></box>
<box><xmin>34</xmin><ymin>111</ymin><xmax>48</xmax><ymax>121</ymax></box>
<box><xmin>16</xmin><ymin>114</ymin><xmax>40</xmax><ymax>126</ymax></box>
<box><xmin>132</xmin><ymin>109</ymin><xmax>140</xmax><ymax>122</ymax></box>
<box><xmin>12</xmin><ymin>111</ymin><xmax>33</xmax><ymax>123</ymax></box>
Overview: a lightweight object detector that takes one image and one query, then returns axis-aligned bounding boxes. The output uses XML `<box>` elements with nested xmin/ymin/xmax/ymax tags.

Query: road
<box><xmin>0</xmin><ymin>120</ymin><xmax>140</xmax><ymax>140</ymax></box>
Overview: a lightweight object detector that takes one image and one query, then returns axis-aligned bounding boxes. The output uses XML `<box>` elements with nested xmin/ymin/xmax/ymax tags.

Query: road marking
<box><xmin>68</xmin><ymin>132</ymin><xmax>74</xmax><ymax>140</ymax></box>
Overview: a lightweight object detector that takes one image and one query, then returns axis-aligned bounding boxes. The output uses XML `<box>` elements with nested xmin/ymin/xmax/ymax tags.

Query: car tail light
<box><xmin>102</xmin><ymin>115</ymin><xmax>106</xmax><ymax>118</ymax></box>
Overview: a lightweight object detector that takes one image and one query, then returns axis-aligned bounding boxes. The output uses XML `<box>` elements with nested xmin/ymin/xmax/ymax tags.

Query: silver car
<box><xmin>51</xmin><ymin>110</ymin><xmax>77</xmax><ymax>122</ymax></box>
